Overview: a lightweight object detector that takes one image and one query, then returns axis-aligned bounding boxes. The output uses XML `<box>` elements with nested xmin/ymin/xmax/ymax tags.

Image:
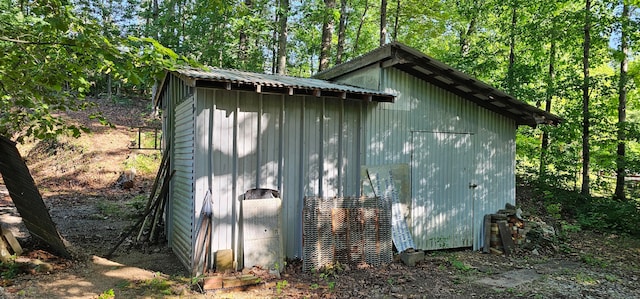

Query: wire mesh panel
<box><xmin>303</xmin><ymin>197</ymin><xmax>391</xmax><ymax>272</ymax></box>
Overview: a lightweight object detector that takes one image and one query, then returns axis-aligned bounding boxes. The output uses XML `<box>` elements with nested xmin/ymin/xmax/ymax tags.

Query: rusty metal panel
<box><xmin>0</xmin><ymin>136</ymin><xmax>71</xmax><ymax>258</ymax></box>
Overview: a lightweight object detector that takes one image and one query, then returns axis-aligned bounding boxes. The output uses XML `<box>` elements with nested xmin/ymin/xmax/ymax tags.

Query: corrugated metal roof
<box><xmin>314</xmin><ymin>42</ymin><xmax>562</xmax><ymax>127</ymax></box>
<box><xmin>173</xmin><ymin>67</ymin><xmax>395</xmax><ymax>102</ymax></box>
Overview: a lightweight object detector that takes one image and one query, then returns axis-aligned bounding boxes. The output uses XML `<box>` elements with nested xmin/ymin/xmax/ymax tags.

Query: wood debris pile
<box><xmin>484</xmin><ymin>203</ymin><xmax>528</xmax><ymax>256</ymax></box>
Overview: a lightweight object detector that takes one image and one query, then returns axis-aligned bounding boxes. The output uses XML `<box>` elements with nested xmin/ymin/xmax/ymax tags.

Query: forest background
<box><xmin>2</xmin><ymin>0</ymin><xmax>640</xmax><ymax>235</ymax></box>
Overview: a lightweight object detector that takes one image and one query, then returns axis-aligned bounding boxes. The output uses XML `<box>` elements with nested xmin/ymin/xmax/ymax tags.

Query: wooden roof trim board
<box><xmin>314</xmin><ymin>42</ymin><xmax>562</xmax><ymax>127</ymax></box>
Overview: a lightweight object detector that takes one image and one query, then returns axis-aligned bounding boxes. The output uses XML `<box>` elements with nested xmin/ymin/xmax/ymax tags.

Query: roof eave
<box><xmin>315</xmin><ymin>42</ymin><xmax>562</xmax><ymax>126</ymax></box>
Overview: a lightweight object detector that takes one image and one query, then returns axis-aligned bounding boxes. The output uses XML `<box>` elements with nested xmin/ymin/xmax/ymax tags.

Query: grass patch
<box><xmin>580</xmin><ymin>254</ymin><xmax>608</xmax><ymax>268</ymax></box>
<box><xmin>96</xmin><ymin>200</ymin><xmax>122</xmax><ymax>218</ymax></box>
<box><xmin>0</xmin><ymin>259</ymin><xmax>21</xmax><ymax>279</ymax></box>
<box><xmin>447</xmin><ymin>255</ymin><xmax>473</xmax><ymax>272</ymax></box>
<box><xmin>575</xmin><ymin>273</ymin><xmax>597</xmax><ymax>285</ymax></box>
<box><xmin>137</xmin><ymin>277</ymin><xmax>173</xmax><ymax>296</ymax></box>
<box><xmin>97</xmin><ymin>289</ymin><xmax>115</xmax><ymax>299</ymax></box>
<box><xmin>123</xmin><ymin>152</ymin><xmax>161</xmax><ymax>176</ymax></box>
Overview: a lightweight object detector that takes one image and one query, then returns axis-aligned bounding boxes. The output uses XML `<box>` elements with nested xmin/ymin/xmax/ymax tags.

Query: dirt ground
<box><xmin>0</xmin><ymin>98</ymin><xmax>639</xmax><ymax>298</ymax></box>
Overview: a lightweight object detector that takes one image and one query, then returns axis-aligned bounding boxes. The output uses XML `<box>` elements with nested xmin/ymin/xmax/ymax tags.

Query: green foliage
<box><xmin>575</xmin><ymin>198</ymin><xmax>640</xmax><ymax>235</ymax></box>
<box><xmin>537</xmin><ymin>185</ymin><xmax>640</xmax><ymax>236</ymax></box>
<box><xmin>0</xmin><ymin>0</ymin><xmax>194</xmax><ymax>142</ymax></box>
<box><xmin>575</xmin><ymin>272</ymin><xmax>597</xmax><ymax>285</ymax></box>
<box><xmin>140</xmin><ymin>277</ymin><xmax>172</xmax><ymax>295</ymax></box>
<box><xmin>126</xmin><ymin>195</ymin><xmax>149</xmax><ymax>212</ymax></box>
<box><xmin>327</xmin><ymin>280</ymin><xmax>336</xmax><ymax>291</ymax></box>
<box><xmin>447</xmin><ymin>255</ymin><xmax>473</xmax><ymax>272</ymax></box>
<box><xmin>123</xmin><ymin>152</ymin><xmax>161</xmax><ymax>176</ymax></box>
<box><xmin>97</xmin><ymin>289</ymin><xmax>115</xmax><ymax>299</ymax></box>
<box><xmin>580</xmin><ymin>254</ymin><xmax>608</xmax><ymax>268</ymax></box>
<box><xmin>97</xmin><ymin>200</ymin><xmax>121</xmax><ymax>217</ymax></box>
<box><xmin>0</xmin><ymin>258</ymin><xmax>20</xmax><ymax>279</ymax></box>
<box><xmin>276</xmin><ymin>279</ymin><xmax>288</xmax><ymax>294</ymax></box>
<box><xmin>545</xmin><ymin>202</ymin><xmax>563</xmax><ymax>220</ymax></box>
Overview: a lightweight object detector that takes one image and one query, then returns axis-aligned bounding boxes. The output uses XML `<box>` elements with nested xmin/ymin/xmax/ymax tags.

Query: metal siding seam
<box><xmin>297</xmin><ymin>97</ymin><xmax>306</xmax><ymax>257</ymax></box>
<box><xmin>257</xmin><ymin>94</ymin><xmax>263</xmax><ymax>187</ymax></box>
<box><xmin>319</xmin><ymin>98</ymin><xmax>324</xmax><ymax>197</ymax></box>
<box><xmin>233</xmin><ymin>92</ymin><xmax>239</xmax><ymax>269</ymax></box>
<box><xmin>278</xmin><ymin>95</ymin><xmax>284</xmax><ymax>193</ymax></box>
<box><xmin>338</xmin><ymin>100</ymin><xmax>344</xmax><ymax>196</ymax></box>
<box><xmin>358</xmin><ymin>101</ymin><xmax>364</xmax><ymax>195</ymax></box>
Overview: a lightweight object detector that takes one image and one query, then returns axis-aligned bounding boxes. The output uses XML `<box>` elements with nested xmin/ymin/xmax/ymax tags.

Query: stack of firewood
<box><xmin>483</xmin><ymin>204</ymin><xmax>528</xmax><ymax>256</ymax></box>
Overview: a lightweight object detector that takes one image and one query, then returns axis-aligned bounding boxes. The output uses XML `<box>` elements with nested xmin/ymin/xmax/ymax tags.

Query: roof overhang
<box><xmin>153</xmin><ymin>67</ymin><xmax>395</xmax><ymax>107</ymax></box>
<box><xmin>314</xmin><ymin>42</ymin><xmax>562</xmax><ymax>127</ymax></box>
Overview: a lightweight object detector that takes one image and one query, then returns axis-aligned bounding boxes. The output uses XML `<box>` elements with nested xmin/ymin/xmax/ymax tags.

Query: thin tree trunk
<box><xmin>354</xmin><ymin>0</ymin><xmax>370</xmax><ymax>54</ymax></box>
<box><xmin>459</xmin><ymin>18</ymin><xmax>475</xmax><ymax>57</ymax></box>
<box><xmin>539</xmin><ymin>32</ymin><xmax>556</xmax><ymax>181</ymax></box>
<box><xmin>272</xmin><ymin>12</ymin><xmax>278</xmax><ymax>74</ymax></box>
<box><xmin>239</xmin><ymin>0</ymin><xmax>252</xmax><ymax>68</ymax></box>
<box><xmin>152</xmin><ymin>0</ymin><xmax>159</xmax><ymax>39</ymax></box>
<box><xmin>581</xmin><ymin>0</ymin><xmax>591</xmax><ymax>196</ymax></box>
<box><xmin>507</xmin><ymin>1</ymin><xmax>517</xmax><ymax>95</ymax></box>
<box><xmin>392</xmin><ymin>0</ymin><xmax>400</xmax><ymax>41</ymax></box>
<box><xmin>319</xmin><ymin>0</ymin><xmax>336</xmax><ymax>72</ymax></box>
<box><xmin>457</xmin><ymin>1</ymin><xmax>480</xmax><ymax>57</ymax></box>
<box><xmin>107</xmin><ymin>74</ymin><xmax>112</xmax><ymax>99</ymax></box>
<box><xmin>336</xmin><ymin>0</ymin><xmax>348</xmax><ymax>64</ymax></box>
<box><xmin>614</xmin><ymin>2</ymin><xmax>629</xmax><ymax>200</ymax></box>
<box><xmin>276</xmin><ymin>0</ymin><xmax>289</xmax><ymax>74</ymax></box>
<box><xmin>380</xmin><ymin>0</ymin><xmax>387</xmax><ymax>46</ymax></box>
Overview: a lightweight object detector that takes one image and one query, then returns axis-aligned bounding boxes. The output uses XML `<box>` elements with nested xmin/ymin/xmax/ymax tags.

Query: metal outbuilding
<box><xmin>153</xmin><ymin>42</ymin><xmax>560</xmax><ymax>273</ymax></box>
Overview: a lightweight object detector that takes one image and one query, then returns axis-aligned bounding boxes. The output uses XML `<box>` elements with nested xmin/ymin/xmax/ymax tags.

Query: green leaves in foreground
<box><xmin>0</xmin><ymin>0</ymin><xmax>195</xmax><ymax>142</ymax></box>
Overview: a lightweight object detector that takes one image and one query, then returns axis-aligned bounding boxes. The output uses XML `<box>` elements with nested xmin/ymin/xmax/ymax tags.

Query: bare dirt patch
<box><xmin>0</xmin><ymin>98</ymin><xmax>639</xmax><ymax>298</ymax></box>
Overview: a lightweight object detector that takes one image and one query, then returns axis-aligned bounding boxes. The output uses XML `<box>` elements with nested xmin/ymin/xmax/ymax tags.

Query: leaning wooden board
<box><xmin>497</xmin><ymin>220</ymin><xmax>514</xmax><ymax>256</ymax></box>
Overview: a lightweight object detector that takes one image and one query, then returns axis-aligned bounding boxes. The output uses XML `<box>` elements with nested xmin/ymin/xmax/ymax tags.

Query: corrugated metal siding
<box><xmin>171</xmin><ymin>95</ymin><xmax>195</xmax><ymax>268</ymax></box>
<box><xmin>363</xmin><ymin>67</ymin><xmax>516</xmax><ymax>251</ymax></box>
<box><xmin>194</xmin><ymin>90</ymin><xmax>364</xmax><ymax>263</ymax></box>
<box><xmin>411</xmin><ymin>132</ymin><xmax>474</xmax><ymax>249</ymax></box>
<box><xmin>473</xmin><ymin>109</ymin><xmax>516</xmax><ymax>250</ymax></box>
<box><xmin>281</xmin><ymin>97</ymin><xmax>303</xmax><ymax>257</ymax></box>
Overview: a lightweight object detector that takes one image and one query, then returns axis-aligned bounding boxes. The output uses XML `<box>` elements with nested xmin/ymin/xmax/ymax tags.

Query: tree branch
<box><xmin>0</xmin><ymin>36</ymin><xmax>75</xmax><ymax>47</ymax></box>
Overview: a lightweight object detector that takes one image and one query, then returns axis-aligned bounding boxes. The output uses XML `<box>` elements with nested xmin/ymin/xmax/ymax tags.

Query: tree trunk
<box><xmin>336</xmin><ymin>0</ymin><xmax>348</xmax><ymax>64</ymax></box>
<box><xmin>272</xmin><ymin>14</ymin><xmax>278</xmax><ymax>74</ymax></box>
<box><xmin>581</xmin><ymin>0</ymin><xmax>591</xmax><ymax>196</ymax></box>
<box><xmin>354</xmin><ymin>0</ymin><xmax>370</xmax><ymax>54</ymax></box>
<box><xmin>507</xmin><ymin>1</ymin><xmax>517</xmax><ymax>95</ymax></box>
<box><xmin>459</xmin><ymin>18</ymin><xmax>475</xmax><ymax>57</ymax></box>
<box><xmin>276</xmin><ymin>0</ymin><xmax>289</xmax><ymax>74</ymax></box>
<box><xmin>319</xmin><ymin>0</ymin><xmax>336</xmax><ymax>72</ymax></box>
<box><xmin>614</xmin><ymin>2</ymin><xmax>629</xmax><ymax>201</ymax></box>
<box><xmin>239</xmin><ymin>0</ymin><xmax>252</xmax><ymax>68</ymax></box>
<box><xmin>392</xmin><ymin>0</ymin><xmax>400</xmax><ymax>41</ymax></box>
<box><xmin>380</xmin><ymin>0</ymin><xmax>387</xmax><ymax>46</ymax></box>
<box><xmin>539</xmin><ymin>31</ymin><xmax>556</xmax><ymax>181</ymax></box>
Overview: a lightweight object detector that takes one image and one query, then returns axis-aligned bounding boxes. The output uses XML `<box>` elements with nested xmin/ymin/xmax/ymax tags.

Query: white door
<box><xmin>411</xmin><ymin>131</ymin><xmax>475</xmax><ymax>250</ymax></box>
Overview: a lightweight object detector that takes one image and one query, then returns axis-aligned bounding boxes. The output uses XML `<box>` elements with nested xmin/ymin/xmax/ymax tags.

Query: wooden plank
<box><xmin>216</xmin><ymin>249</ymin><xmax>234</xmax><ymax>272</ymax></box>
<box><xmin>482</xmin><ymin>215</ymin><xmax>491</xmax><ymax>254</ymax></box>
<box><xmin>222</xmin><ymin>275</ymin><xmax>261</xmax><ymax>288</ymax></box>
<box><xmin>497</xmin><ymin>221</ymin><xmax>514</xmax><ymax>256</ymax></box>
<box><xmin>0</xmin><ymin>238</ymin><xmax>10</xmax><ymax>262</ymax></box>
